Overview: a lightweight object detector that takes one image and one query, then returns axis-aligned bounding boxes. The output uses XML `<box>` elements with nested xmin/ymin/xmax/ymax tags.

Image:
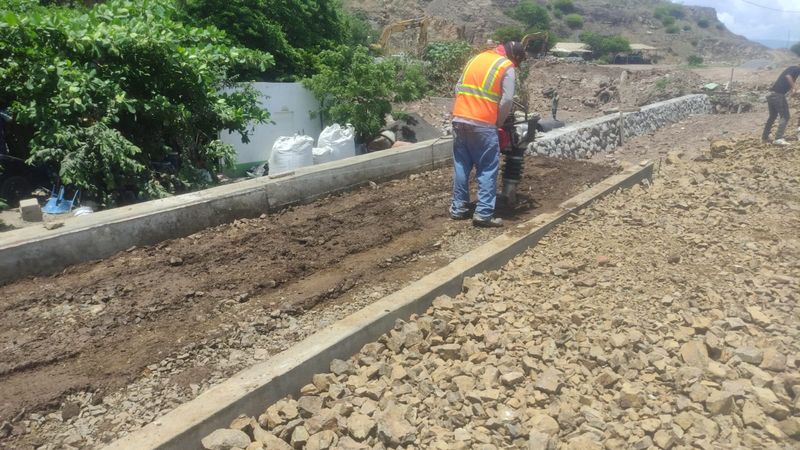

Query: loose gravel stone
<box><xmin>205</xmin><ymin>139</ymin><xmax>800</xmax><ymax>450</ymax></box>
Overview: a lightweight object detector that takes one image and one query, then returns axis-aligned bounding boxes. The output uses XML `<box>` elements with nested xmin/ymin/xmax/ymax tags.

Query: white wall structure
<box><xmin>221</xmin><ymin>83</ymin><xmax>322</xmax><ymax>174</ymax></box>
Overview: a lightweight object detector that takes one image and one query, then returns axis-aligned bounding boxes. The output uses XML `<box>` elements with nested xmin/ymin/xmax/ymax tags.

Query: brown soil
<box><xmin>0</xmin><ymin>156</ymin><xmax>615</xmax><ymax>426</ymax></box>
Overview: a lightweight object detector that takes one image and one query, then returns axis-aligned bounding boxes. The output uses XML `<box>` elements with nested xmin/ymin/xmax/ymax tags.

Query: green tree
<box><xmin>423</xmin><ymin>41</ymin><xmax>473</xmax><ymax>94</ymax></box>
<box><xmin>552</xmin><ymin>0</ymin><xmax>575</xmax><ymax>14</ymax></box>
<box><xmin>654</xmin><ymin>4</ymin><xmax>685</xmax><ymax>20</ymax></box>
<box><xmin>791</xmin><ymin>42</ymin><xmax>800</xmax><ymax>57</ymax></box>
<box><xmin>579</xmin><ymin>32</ymin><xmax>630</xmax><ymax>58</ymax></box>
<box><xmin>687</xmin><ymin>55</ymin><xmax>703</xmax><ymax>66</ymax></box>
<box><xmin>345</xmin><ymin>11</ymin><xmax>377</xmax><ymax>47</ymax></box>
<box><xmin>511</xmin><ymin>1</ymin><xmax>550</xmax><ymax>30</ymax></box>
<box><xmin>697</xmin><ymin>19</ymin><xmax>710</xmax><ymax>28</ymax></box>
<box><xmin>665</xmin><ymin>24</ymin><xmax>679</xmax><ymax>34</ymax></box>
<box><xmin>564</xmin><ymin>13</ymin><xmax>583</xmax><ymax>29</ymax></box>
<box><xmin>493</xmin><ymin>25</ymin><xmax>525</xmax><ymax>43</ymax></box>
<box><xmin>303</xmin><ymin>46</ymin><xmax>426</xmax><ymax>141</ymax></box>
<box><xmin>179</xmin><ymin>0</ymin><xmax>347</xmax><ymax>80</ymax></box>
<box><xmin>0</xmin><ymin>0</ymin><xmax>272</xmax><ymax>205</ymax></box>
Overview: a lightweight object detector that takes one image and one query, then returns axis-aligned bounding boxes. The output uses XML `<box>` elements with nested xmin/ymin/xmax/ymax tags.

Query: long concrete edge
<box><xmin>103</xmin><ymin>162</ymin><xmax>654</xmax><ymax>450</ymax></box>
<box><xmin>0</xmin><ymin>138</ymin><xmax>453</xmax><ymax>283</ymax></box>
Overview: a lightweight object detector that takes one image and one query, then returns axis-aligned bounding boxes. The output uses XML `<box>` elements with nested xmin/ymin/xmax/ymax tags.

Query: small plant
<box><xmin>687</xmin><ymin>55</ymin><xmax>704</xmax><ymax>67</ymax></box>
<box><xmin>564</xmin><ymin>13</ymin><xmax>584</xmax><ymax>29</ymax></box>
<box><xmin>697</xmin><ymin>19</ymin><xmax>710</xmax><ymax>28</ymax></box>
<box><xmin>655</xmin><ymin>78</ymin><xmax>670</xmax><ymax>91</ymax></box>
<box><xmin>661</xmin><ymin>16</ymin><xmax>675</xmax><ymax>27</ymax></box>
<box><xmin>423</xmin><ymin>41</ymin><xmax>473</xmax><ymax>94</ymax></box>
<box><xmin>791</xmin><ymin>42</ymin><xmax>800</xmax><ymax>57</ymax></box>
<box><xmin>683</xmin><ymin>24</ymin><xmax>691</xmax><ymax>32</ymax></box>
<box><xmin>665</xmin><ymin>24</ymin><xmax>680</xmax><ymax>34</ymax></box>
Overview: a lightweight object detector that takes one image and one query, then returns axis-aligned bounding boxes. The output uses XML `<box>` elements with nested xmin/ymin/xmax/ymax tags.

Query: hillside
<box><xmin>344</xmin><ymin>0</ymin><xmax>768</xmax><ymax>64</ymax></box>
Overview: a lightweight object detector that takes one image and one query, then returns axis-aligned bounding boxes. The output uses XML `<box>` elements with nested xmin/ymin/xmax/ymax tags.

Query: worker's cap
<box><xmin>503</xmin><ymin>41</ymin><xmax>527</xmax><ymax>67</ymax></box>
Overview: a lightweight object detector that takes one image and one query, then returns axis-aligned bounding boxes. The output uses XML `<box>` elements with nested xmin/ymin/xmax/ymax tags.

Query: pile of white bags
<box><xmin>312</xmin><ymin>124</ymin><xmax>356</xmax><ymax>165</ymax></box>
<box><xmin>268</xmin><ymin>135</ymin><xmax>314</xmax><ymax>175</ymax></box>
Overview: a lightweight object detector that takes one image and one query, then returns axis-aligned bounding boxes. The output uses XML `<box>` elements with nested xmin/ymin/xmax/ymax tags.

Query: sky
<box><xmin>673</xmin><ymin>0</ymin><xmax>800</xmax><ymax>46</ymax></box>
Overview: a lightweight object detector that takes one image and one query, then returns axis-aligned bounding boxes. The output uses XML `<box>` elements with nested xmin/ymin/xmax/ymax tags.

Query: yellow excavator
<box><xmin>369</xmin><ymin>17</ymin><xmax>430</xmax><ymax>55</ymax></box>
<box><xmin>520</xmin><ymin>31</ymin><xmax>550</xmax><ymax>57</ymax></box>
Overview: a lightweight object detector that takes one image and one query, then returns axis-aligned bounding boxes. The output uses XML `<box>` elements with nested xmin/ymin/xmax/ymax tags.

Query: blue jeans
<box><xmin>450</xmin><ymin>123</ymin><xmax>500</xmax><ymax>221</ymax></box>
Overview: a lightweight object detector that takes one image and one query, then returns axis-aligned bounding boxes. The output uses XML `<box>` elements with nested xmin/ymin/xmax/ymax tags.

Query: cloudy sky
<box><xmin>673</xmin><ymin>0</ymin><xmax>800</xmax><ymax>45</ymax></box>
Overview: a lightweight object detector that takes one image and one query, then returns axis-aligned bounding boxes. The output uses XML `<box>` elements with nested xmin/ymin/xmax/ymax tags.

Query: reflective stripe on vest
<box><xmin>452</xmin><ymin>51</ymin><xmax>513</xmax><ymax>125</ymax></box>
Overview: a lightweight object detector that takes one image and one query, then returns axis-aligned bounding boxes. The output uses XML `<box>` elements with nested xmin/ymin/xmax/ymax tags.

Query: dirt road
<box><xmin>0</xmin><ymin>155</ymin><xmax>614</xmax><ymax>448</ymax></box>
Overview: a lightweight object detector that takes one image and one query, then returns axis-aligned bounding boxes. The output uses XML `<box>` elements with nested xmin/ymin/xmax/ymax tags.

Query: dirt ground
<box><xmin>0</xmin><ymin>154</ymin><xmax>615</xmax><ymax>447</ymax></box>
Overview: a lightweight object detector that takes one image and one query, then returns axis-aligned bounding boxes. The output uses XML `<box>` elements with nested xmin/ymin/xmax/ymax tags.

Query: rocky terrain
<box><xmin>201</xmin><ymin>137</ymin><xmax>800</xmax><ymax>449</ymax></box>
<box><xmin>345</xmin><ymin>0</ymin><xmax>770</xmax><ymax>64</ymax></box>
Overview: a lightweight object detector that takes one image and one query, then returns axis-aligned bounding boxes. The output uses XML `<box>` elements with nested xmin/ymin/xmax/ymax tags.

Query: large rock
<box><xmin>346</xmin><ymin>413</ymin><xmax>375</xmax><ymax>441</ymax></box>
<box><xmin>680</xmin><ymin>340</ymin><xmax>709</xmax><ymax>368</ymax></box>
<box><xmin>377</xmin><ymin>404</ymin><xmax>416</xmax><ymax>446</ymax></box>
<box><xmin>201</xmin><ymin>429</ymin><xmax>251</xmax><ymax>450</ymax></box>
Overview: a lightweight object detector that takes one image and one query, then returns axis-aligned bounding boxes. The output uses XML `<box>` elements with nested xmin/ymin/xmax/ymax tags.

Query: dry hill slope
<box><xmin>345</xmin><ymin>0</ymin><xmax>769</xmax><ymax>63</ymax></box>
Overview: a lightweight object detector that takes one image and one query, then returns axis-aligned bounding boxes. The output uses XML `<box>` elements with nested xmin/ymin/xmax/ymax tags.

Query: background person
<box><xmin>762</xmin><ymin>65</ymin><xmax>800</xmax><ymax>146</ymax></box>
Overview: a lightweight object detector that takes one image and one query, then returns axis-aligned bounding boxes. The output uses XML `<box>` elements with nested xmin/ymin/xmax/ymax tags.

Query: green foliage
<box><xmin>687</xmin><ymin>55</ymin><xmax>704</xmax><ymax>67</ymax></box>
<box><xmin>0</xmin><ymin>0</ymin><xmax>272</xmax><ymax>205</ymax></box>
<box><xmin>345</xmin><ymin>11</ymin><xmax>377</xmax><ymax>47</ymax></box>
<box><xmin>683</xmin><ymin>24</ymin><xmax>691</xmax><ymax>32</ymax></box>
<box><xmin>655</xmin><ymin>78</ymin><xmax>669</xmax><ymax>91</ymax></box>
<box><xmin>551</xmin><ymin>0</ymin><xmax>575</xmax><ymax>14</ymax></box>
<box><xmin>791</xmin><ymin>42</ymin><xmax>800</xmax><ymax>57</ymax></box>
<box><xmin>660</xmin><ymin>16</ymin><xmax>675</xmax><ymax>27</ymax></box>
<box><xmin>579</xmin><ymin>32</ymin><xmax>630</xmax><ymax>57</ymax></box>
<box><xmin>553</xmin><ymin>9</ymin><xmax>563</xmax><ymax>19</ymax></box>
<box><xmin>493</xmin><ymin>26</ymin><xmax>524</xmax><ymax>43</ymax></box>
<box><xmin>697</xmin><ymin>19</ymin><xmax>710</xmax><ymax>28</ymax></box>
<box><xmin>510</xmin><ymin>1</ymin><xmax>550</xmax><ymax>30</ymax></box>
<box><xmin>303</xmin><ymin>46</ymin><xmax>427</xmax><ymax>141</ymax></box>
<box><xmin>564</xmin><ymin>13</ymin><xmax>583</xmax><ymax>29</ymax></box>
<box><xmin>423</xmin><ymin>41</ymin><xmax>473</xmax><ymax>95</ymax></box>
<box><xmin>665</xmin><ymin>24</ymin><xmax>680</xmax><ymax>34</ymax></box>
<box><xmin>179</xmin><ymin>0</ymin><xmax>347</xmax><ymax>80</ymax></box>
<box><xmin>654</xmin><ymin>4</ymin><xmax>684</xmax><ymax>20</ymax></box>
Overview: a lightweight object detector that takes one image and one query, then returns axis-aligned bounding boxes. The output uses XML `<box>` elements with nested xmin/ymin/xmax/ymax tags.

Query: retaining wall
<box><xmin>0</xmin><ymin>139</ymin><xmax>453</xmax><ymax>283</ymax></box>
<box><xmin>532</xmin><ymin>94</ymin><xmax>712</xmax><ymax>158</ymax></box>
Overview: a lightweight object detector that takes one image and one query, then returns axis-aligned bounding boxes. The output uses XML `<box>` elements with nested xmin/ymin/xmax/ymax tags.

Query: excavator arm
<box><xmin>520</xmin><ymin>32</ymin><xmax>549</xmax><ymax>57</ymax></box>
<box><xmin>370</xmin><ymin>17</ymin><xmax>430</xmax><ymax>55</ymax></box>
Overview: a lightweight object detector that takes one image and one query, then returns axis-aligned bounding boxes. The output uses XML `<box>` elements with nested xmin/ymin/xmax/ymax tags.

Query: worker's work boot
<box><xmin>472</xmin><ymin>217</ymin><xmax>503</xmax><ymax>228</ymax></box>
<box><xmin>773</xmin><ymin>139</ymin><xmax>789</xmax><ymax>147</ymax></box>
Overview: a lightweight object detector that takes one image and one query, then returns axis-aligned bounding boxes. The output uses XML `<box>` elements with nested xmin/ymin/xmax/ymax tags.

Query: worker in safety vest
<box><xmin>450</xmin><ymin>41</ymin><xmax>526</xmax><ymax>227</ymax></box>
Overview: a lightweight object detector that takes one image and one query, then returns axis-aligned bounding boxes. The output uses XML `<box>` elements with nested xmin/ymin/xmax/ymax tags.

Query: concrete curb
<box><xmin>0</xmin><ymin>138</ymin><xmax>453</xmax><ymax>284</ymax></box>
<box><xmin>103</xmin><ymin>162</ymin><xmax>654</xmax><ymax>450</ymax></box>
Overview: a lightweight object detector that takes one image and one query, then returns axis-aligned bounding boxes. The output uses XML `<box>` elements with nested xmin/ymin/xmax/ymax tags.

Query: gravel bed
<box><xmin>202</xmin><ymin>138</ymin><xmax>800</xmax><ymax>450</ymax></box>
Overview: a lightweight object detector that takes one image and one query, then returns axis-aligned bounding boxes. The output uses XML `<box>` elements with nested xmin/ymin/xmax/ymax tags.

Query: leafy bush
<box><xmin>564</xmin><ymin>13</ymin><xmax>584</xmax><ymax>29</ymax></box>
<box><xmin>687</xmin><ymin>55</ymin><xmax>704</xmax><ymax>66</ymax></box>
<box><xmin>665</xmin><ymin>24</ymin><xmax>680</xmax><ymax>34</ymax></box>
<box><xmin>697</xmin><ymin>19</ymin><xmax>710</xmax><ymax>28</ymax></box>
<box><xmin>579</xmin><ymin>32</ymin><xmax>630</xmax><ymax>57</ymax></box>
<box><xmin>345</xmin><ymin>11</ymin><xmax>377</xmax><ymax>47</ymax></box>
<box><xmin>655</xmin><ymin>78</ymin><xmax>669</xmax><ymax>91</ymax></box>
<box><xmin>303</xmin><ymin>46</ymin><xmax>427</xmax><ymax>141</ymax></box>
<box><xmin>552</xmin><ymin>0</ymin><xmax>575</xmax><ymax>14</ymax></box>
<box><xmin>179</xmin><ymin>0</ymin><xmax>347</xmax><ymax>81</ymax></box>
<box><xmin>661</xmin><ymin>16</ymin><xmax>675</xmax><ymax>27</ymax></box>
<box><xmin>0</xmin><ymin>0</ymin><xmax>272</xmax><ymax>205</ymax></box>
<box><xmin>791</xmin><ymin>42</ymin><xmax>800</xmax><ymax>57</ymax></box>
<box><xmin>493</xmin><ymin>26</ymin><xmax>525</xmax><ymax>43</ymax></box>
<box><xmin>553</xmin><ymin>10</ymin><xmax>563</xmax><ymax>19</ymax></box>
<box><xmin>683</xmin><ymin>24</ymin><xmax>691</xmax><ymax>32</ymax></box>
<box><xmin>423</xmin><ymin>41</ymin><xmax>473</xmax><ymax>94</ymax></box>
<box><xmin>510</xmin><ymin>1</ymin><xmax>550</xmax><ymax>30</ymax></box>
<box><xmin>654</xmin><ymin>4</ymin><xmax>685</xmax><ymax>20</ymax></box>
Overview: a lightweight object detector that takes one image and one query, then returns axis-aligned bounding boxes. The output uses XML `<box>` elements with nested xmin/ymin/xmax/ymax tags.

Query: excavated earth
<box><xmin>0</xmin><ymin>155</ymin><xmax>614</xmax><ymax>449</ymax></box>
<box><xmin>200</xmin><ymin>138</ymin><xmax>800</xmax><ymax>450</ymax></box>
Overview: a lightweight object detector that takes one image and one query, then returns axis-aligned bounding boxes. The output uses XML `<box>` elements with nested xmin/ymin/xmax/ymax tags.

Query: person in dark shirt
<box><xmin>762</xmin><ymin>65</ymin><xmax>800</xmax><ymax>145</ymax></box>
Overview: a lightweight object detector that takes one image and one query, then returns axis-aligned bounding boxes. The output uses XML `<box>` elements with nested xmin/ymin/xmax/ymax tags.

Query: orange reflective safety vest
<box><xmin>452</xmin><ymin>50</ymin><xmax>514</xmax><ymax>125</ymax></box>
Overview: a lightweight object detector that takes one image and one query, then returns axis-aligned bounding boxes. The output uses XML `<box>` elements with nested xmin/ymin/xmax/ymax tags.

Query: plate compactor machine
<box><xmin>497</xmin><ymin>101</ymin><xmax>543</xmax><ymax>206</ymax></box>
